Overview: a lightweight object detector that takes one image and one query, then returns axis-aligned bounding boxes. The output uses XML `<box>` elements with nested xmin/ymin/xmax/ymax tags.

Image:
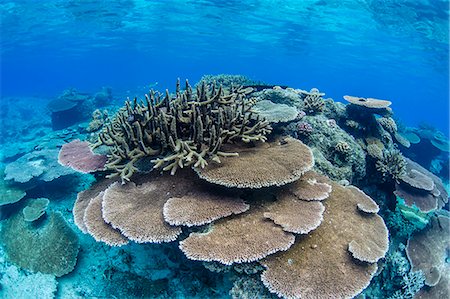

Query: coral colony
<box><xmin>1</xmin><ymin>75</ymin><xmax>448</xmax><ymax>298</ymax></box>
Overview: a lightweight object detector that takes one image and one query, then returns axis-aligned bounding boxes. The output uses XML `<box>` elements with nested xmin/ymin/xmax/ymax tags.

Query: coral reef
<box><xmin>163</xmin><ymin>193</ymin><xmax>249</xmax><ymax>227</ymax></box>
<box><xmin>93</xmin><ymin>87</ymin><xmax>113</xmax><ymax>107</ymax></box>
<box><xmin>394</xmin><ymin>158</ymin><xmax>448</xmax><ymax>212</ymax></box>
<box><xmin>362</xmin><ymin>244</ymin><xmax>426</xmax><ymax>299</ymax></box>
<box><xmin>287</xmin><ymin>115</ymin><xmax>366</xmax><ymax>183</ymax></box>
<box><xmin>300</xmin><ymin>88</ymin><xmax>326</xmax><ymax>114</ymax></box>
<box><xmin>58</xmin><ymin>139</ymin><xmax>107</xmax><ymax>173</ymax></box>
<box><xmin>406</xmin><ymin>214</ymin><xmax>449</xmax><ymax>291</ymax></box>
<box><xmin>0</xmin><ymin>246</ymin><xmax>58</xmax><ymax>299</ymax></box>
<box><xmin>86</xmin><ymin>109</ymin><xmax>109</xmax><ymax>132</ymax></box>
<box><xmin>5</xmin><ymin>148</ymin><xmax>76</xmax><ymax>183</ymax></box>
<box><xmin>253</xmin><ymin>86</ymin><xmax>302</xmax><ymax>107</ymax></box>
<box><xmin>93</xmin><ymin>80</ymin><xmax>271</xmax><ymax>182</ymax></box>
<box><xmin>375</xmin><ymin>149</ymin><xmax>407</xmax><ymax>181</ymax></box>
<box><xmin>5</xmin><ymin>77</ymin><xmax>447</xmax><ymax>299</ymax></box>
<box><xmin>22</xmin><ymin>198</ymin><xmax>50</xmax><ymax>222</ymax></box>
<box><xmin>0</xmin><ymin>168</ymin><xmax>26</xmax><ymax>206</ymax></box>
<box><xmin>0</xmin><ymin>211</ymin><xmax>79</xmax><ymax>277</ymax></box>
<box><xmin>196</xmin><ymin>74</ymin><xmax>263</xmax><ymax>90</ymax></box>
<box><xmin>47</xmin><ymin>88</ymin><xmax>92</xmax><ymax>130</ymax></box>
<box><xmin>344</xmin><ymin>95</ymin><xmax>392</xmax><ymax>110</ymax></box>
<box><xmin>252</xmin><ymin>100</ymin><xmax>299</xmax><ymax>123</ymax></box>
<box><xmin>260</xmin><ymin>178</ymin><xmax>388</xmax><ymax>299</ymax></box>
<box><xmin>84</xmin><ymin>192</ymin><xmax>129</xmax><ymax>246</ymax></box>
<box><xmin>195</xmin><ymin>137</ymin><xmax>314</xmax><ymax>188</ymax></box>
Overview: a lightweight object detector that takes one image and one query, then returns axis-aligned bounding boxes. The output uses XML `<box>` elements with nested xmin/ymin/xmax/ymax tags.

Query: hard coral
<box><xmin>95</xmin><ymin>79</ymin><xmax>271</xmax><ymax>182</ymax></box>
<box><xmin>84</xmin><ymin>192</ymin><xmax>129</xmax><ymax>247</ymax></box>
<box><xmin>261</xmin><ymin>179</ymin><xmax>388</xmax><ymax>299</ymax></box>
<box><xmin>375</xmin><ymin>149</ymin><xmax>407</xmax><ymax>181</ymax></box>
<box><xmin>179</xmin><ymin>200</ymin><xmax>296</xmax><ymax>265</ymax></box>
<box><xmin>252</xmin><ymin>100</ymin><xmax>299</xmax><ymax>123</ymax></box>
<box><xmin>344</xmin><ymin>95</ymin><xmax>392</xmax><ymax>109</ymax></box>
<box><xmin>58</xmin><ymin>139</ymin><xmax>107</xmax><ymax>173</ymax></box>
<box><xmin>406</xmin><ymin>214</ymin><xmax>449</xmax><ymax>290</ymax></box>
<box><xmin>102</xmin><ymin>181</ymin><xmax>182</xmax><ymax>243</ymax></box>
<box><xmin>301</xmin><ymin>88</ymin><xmax>325</xmax><ymax>115</ymax></box>
<box><xmin>194</xmin><ymin>137</ymin><xmax>314</xmax><ymax>188</ymax></box>
<box><xmin>22</xmin><ymin>198</ymin><xmax>50</xmax><ymax>222</ymax></box>
<box><xmin>0</xmin><ymin>211</ymin><xmax>79</xmax><ymax>277</ymax></box>
<box><xmin>163</xmin><ymin>193</ymin><xmax>249</xmax><ymax>227</ymax></box>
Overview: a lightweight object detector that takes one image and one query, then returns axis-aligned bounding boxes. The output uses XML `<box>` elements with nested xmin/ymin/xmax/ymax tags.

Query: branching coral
<box><xmin>376</xmin><ymin>149</ymin><xmax>407</xmax><ymax>181</ymax></box>
<box><xmin>94</xmin><ymin>79</ymin><xmax>271</xmax><ymax>182</ymax></box>
<box><xmin>301</xmin><ymin>88</ymin><xmax>325</xmax><ymax>114</ymax></box>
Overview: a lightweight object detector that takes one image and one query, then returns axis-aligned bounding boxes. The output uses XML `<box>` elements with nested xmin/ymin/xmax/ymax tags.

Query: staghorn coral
<box><xmin>194</xmin><ymin>137</ymin><xmax>314</xmax><ymax>188</ymax></box>
<box><xmin>22</xmin><ymin>198</ymin><xmax>50</xmax><ymax>222</ymax></box>
<box><xmin>95</xmin><ymin>79</ymin><xmax>271</xmax><ymax>182</ymax></box>
<box><xmin>375</xmin><ymin>149</ymin><xmax>407</xmax><ymax>181</ymax></box>
<box><xmin>0</xmin><ymin>211</ymin><xmax>79</xmax><ymax>277</ymax></box>
<box><xmin>83</xmin><ymin>192</ymin><xmax>129</xmax><ymax>246</ymax></box>
<box><xmin>163</xmin><ymin>193</ymin><xmax>249</xmax><ymax>227</ymax></box>
<box><xmin>58</xmin><ymin>139</ymin><xmax>107</xmax><ymax>173</ymax></box>
<box><xmin>260</xmin><ymin>178</ymin><xmax>389</xmax><ymax>299</ymax></box>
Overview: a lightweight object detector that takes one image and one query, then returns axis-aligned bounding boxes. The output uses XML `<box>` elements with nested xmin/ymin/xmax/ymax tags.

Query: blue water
<box><xmin>2</xmin><ymin>0</ymin><xmax>449</xmax><ymax>133</ymax></box>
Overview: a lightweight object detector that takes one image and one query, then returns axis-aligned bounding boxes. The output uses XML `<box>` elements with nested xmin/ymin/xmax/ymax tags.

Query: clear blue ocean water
<box><xmin>2</xmin><ymin>0</ymin><xmax>449</xmax><ymax>133</ymax></box>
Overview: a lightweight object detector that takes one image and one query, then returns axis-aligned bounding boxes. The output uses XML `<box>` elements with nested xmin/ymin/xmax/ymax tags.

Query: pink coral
<box><xmin>58</xmin><ymin>139</ymin><xmax>107</xmax><ymax>173</ymax></box>
<box><xmin>296</xmin><ymin>121</ymin><xmax>313</xmax><ymax>135</ymax></box>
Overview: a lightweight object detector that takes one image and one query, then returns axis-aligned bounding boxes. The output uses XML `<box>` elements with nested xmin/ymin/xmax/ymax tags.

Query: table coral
<box><xmin>22</xmin><ymin>198</ymin><xmax>50</xmax><ymax>222</ymax></box>
<box><xmin>261</xmin><ymin>179</ymin><xmax>388</xmax><ymax>299</ymax></box>
<box><xmin>58</xmin><ymin>139</ymin><xmax>107</xmax><ymax>173</ymax></box>
<box><xmin>195</xmin><ymin>137</ymin><xmax>314</xmax><ymax>188</ymax></box>
<box><xmin>0</xmin><ymin>211</ymin><xmax>79</xmax><ymax>277</ymax></box>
